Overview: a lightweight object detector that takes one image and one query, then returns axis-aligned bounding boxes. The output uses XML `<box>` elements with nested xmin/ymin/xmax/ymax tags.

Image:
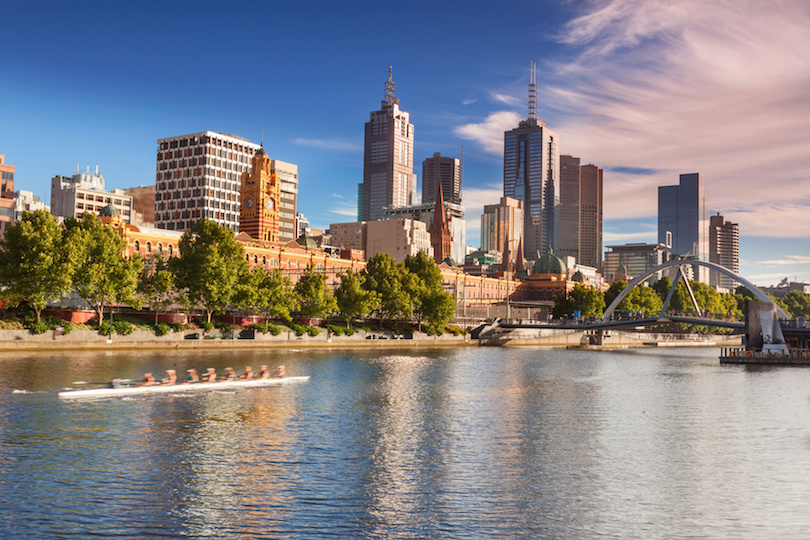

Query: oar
<box><xmin>71</xmin><ymin>379</ymin><xmax>133</xmax><ymax>385</ymax></box>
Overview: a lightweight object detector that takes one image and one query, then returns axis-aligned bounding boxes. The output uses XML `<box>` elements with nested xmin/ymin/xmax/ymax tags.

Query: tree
<box><xmin>404</xmin><ymin>252</ymin><xmax>453</xmax><ymax>331</ymax></box>
<box><xmin>782</xmin><ymin>291</ymin><xmax>810</xmax><ymax>319</ymax></box>
<box><xmin>604</xmin><ymin>280</ymin><xmax>631</xmax><ymax>312</ymax></box>
<box><xmin>235</xmin><ymin>267</ymin><xmax>297</xmax><ymax>321</ymax></box>
<box><xmin>0</xmin><ymin>210</ymin><xmax>75</xmax><ymax>323</ymax></box>
<box><xmin>553</xmin><ymin>284</ymin><xmax>605</xmax><ymax>318</ymax></box>
<box><xmin>171</xmin><ymin>219</ymin><xmax>248</xmax><ymax>323</ymax></box>
<box><xmin>335</xmin><ymin>269</ymin><xmax>379</xmax><ymax>327</ymax></box>
<box><xmin>65</xmin><ymin>213</ymin><xmax>143</xmax><ymax>325</ymax></box>
<box><xmin>625</xmin><ymin>285</ymin><xmax>664</xmax><ymax>315</ymax></box>
<box><xmin>362</xmin><ymin>253</ymin><xmax>412</xmax><ymax>328</ymax></box>
<box><xmin>137</xmin><ymin>254</ymin><xmax>176</xmax><ymax>324</ymax></box>
<box><xmin>294</xmin><ymin>265</ymin><xmax>337</xmax><ymax>320</ymax></box>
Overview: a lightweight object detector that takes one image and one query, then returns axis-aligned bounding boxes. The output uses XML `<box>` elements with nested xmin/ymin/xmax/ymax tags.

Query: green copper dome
<box><xmin>532</xmin><ymin>251</ymin><xmax>567</xmax><ymax>274</ymax></box>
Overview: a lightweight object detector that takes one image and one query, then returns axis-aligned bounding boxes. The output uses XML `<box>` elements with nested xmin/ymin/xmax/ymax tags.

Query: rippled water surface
<box><xmin>1</xmin><ymin>346</ymin><xmax>809</xmax><ymax>538</ymax></box>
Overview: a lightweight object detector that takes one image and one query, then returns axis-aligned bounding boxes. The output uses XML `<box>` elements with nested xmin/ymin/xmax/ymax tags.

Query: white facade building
<box><xmin>383</xmin><ymin>201</ymin><xmax>466</xmax><ymax>264</ymax></box>
<box><xmin>366</xmin><ymin>218</ymin><xmax>432</xmax><ymax>263</ymax></box>
<box><xmin>155</xmin><ymin>131</ymin><xmax>260</xmax><ymax>232</ymax></box>
<box><xmin>51</xmin><ymin>166</ymin><xmax>133</xmax><ymax>224</ymax></box>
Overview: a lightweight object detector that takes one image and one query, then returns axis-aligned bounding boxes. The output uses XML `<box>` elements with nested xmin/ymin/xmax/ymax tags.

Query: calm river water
<box><xmin>1</xmin><ymin>346</ymin><xmax>809</xmax><ymax>539</ymax></box>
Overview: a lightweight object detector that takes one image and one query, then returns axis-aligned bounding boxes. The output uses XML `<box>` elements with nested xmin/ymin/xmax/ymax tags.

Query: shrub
<box><xmin>306</xmin><ymin>326</ymin><xmax>320</xmax><ymax>337</ymax></box>
<box><xmin>28</xmin><ymin>321</ymin><xmax>50</xmax><ymax>335</ymax></box>
<box><xmin>446</xmin><ymin>325</ymin><xmax>466</xmax><ymax>336</ymax></box>
<box><xmin>113</xmin><ymin>320</ymin><xmax>134</xmax><ymax>335</ymax></box>
<box><xmin>154</xmin><ymin>322</ymin><xmax>171</xmax><ymax>336</ymax></box>
<box><xmin>170</xmin><ymin>322</ymin><xmax>186</xmax><ymax>333</ymax></box>
<box><xmin>266</xmin><ymin>323</ymin><xmax>282</xmax><ymax>336</ymax></box>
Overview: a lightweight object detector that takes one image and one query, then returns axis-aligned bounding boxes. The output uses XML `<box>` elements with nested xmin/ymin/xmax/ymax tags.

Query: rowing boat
<box><xmin>58</xmin><ymin>376</ymin><xmax>310</xmax><ymax>399</ymax></box>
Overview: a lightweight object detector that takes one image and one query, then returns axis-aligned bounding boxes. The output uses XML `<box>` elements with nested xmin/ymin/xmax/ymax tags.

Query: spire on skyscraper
<box><xmin>384</xmin><ymin>66</ymin><xmax>398</xmax><ymax>106</ymax></box>
<box><xmin>528</xmin><ymin>61</ymin><xmax>537</xmax><ymax>121</ymax></box>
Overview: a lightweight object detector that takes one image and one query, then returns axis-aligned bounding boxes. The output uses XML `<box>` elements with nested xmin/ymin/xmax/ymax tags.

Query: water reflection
<box><xmin>1</xmin><ymin>347</ymin><xmax>809</xmax><ymax>538</ymax></box>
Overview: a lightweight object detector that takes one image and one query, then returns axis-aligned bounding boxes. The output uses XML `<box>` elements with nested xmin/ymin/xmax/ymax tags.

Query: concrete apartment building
<box><xmin>51</xmin><ymin>166</ymin><xmax>133</xmax><ymax>224</ymax></box>
<box><xmin>504</xmin><ymin>62</ymin><xmax>560</xmax><ymax>260</ymax></box>
<box><xmin>603</xmin><ymin>243</ymin><xmax>669</xmax><ymax>285</ymax></box>
<box><xmin>155</xmin><ymin>131</ymin><xmax>260</xmax><ymax>232</ymax></box>
<box><xmin>365</xmin><ymin>218</ymin><xmax>432</xmax><ymax>263</ymax></box>
<box><xmin>558</xmin><ymin>155</ymin><xmax>603</xmax><ymax>269</ymax></box>
<box><xmin>358</xmin><ymin>68</ymin><xmax>416</xmax><ymax>222</ymax></box>
<box><xmin>118</xmin><ymin>185</ymin><xmax>156</xmax><ymax>227</ymax></box>
<box><xmin>329</xmin><ymin>221</ymin><xmax>367</xmax><ymax>253</ymax></box>
<box><xmin>383</xmin><ymin>200</ymin><xmax>466</xmax><ymax>264</ymax></box>
<box><xmin>0</xmin><ymin>154</ymin><xmax>16</xmax><ymax>239</ymax></box>
<box><xmin>15</xmin><ymin>190</ymin><xmax>49</xmax><ymax>220</ymax></box>
<box><xmin>709</xmin><ymin>213</ymin><xmax>739</xmax><ymax>291</ymax></box>
<box><xmin>422</xmin><ymin>152</ymin><xmax>461</xmax><ymax>206</ymax></box>
<box><xmin>480</xmin><ymin>196</ymin><xmax>523</xmax><ymax>260</ymax></box>
<box><xmin>658</xmin><ymin>172</ymin><xmax>709</xmax><ymax>283</ymax></box>
<box><xmin>271</xmin><ymin>159</ymin><xmax>299</xmax><ymax>243</ymax></box>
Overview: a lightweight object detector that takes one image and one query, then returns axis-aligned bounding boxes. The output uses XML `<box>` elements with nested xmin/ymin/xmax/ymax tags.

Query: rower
<box><xmin>184</xmin><ymin>369</ymin><xmax>199</xmax><ymax>384</ymax></box>
<box><xmin>240</xmin><ymin>366</ymin><xmax>253</xmax><ymax>381</ymax></box>
<box><xmin>137</xmin><ymin>372</ymin><xmax>155</xmax><ymax>387</ymax></box>
<box><xmin>201</xmin><ymin>368</ymin><xmax>217</xmax><ymax>383</ymax></box>
<box><xmin>271</xmin><ymin>365</ymin><xmax>286</xmax><ymax>379</ymax></box>
<box><xmin>161</xmin><ymin>369</ymin><xmax>177</xmax><ymax>385</ymax></box>
<box><xmin>258</xmin><ymin>365</ymin><xmax>270</xmax><ymax>379</ymax></box>
<box><xmin>222</xmin><ymin>367</ymin><xmax>237</xmax><ymax>382</ymax></box>
<box><xmin>109</xmin><ymin>378</ymin><xmax>122</xmax><ymax>389</ymax></box>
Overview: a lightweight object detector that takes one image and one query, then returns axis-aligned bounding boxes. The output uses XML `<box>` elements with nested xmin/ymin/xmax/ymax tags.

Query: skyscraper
<box><xmin>503</xmin><ymin>62</ymin><xmax>560</xmax><ymax>260</ymax></box>
<box><xmin>658</xmin><ymin>172</ymin><xmax>709</xmax><ymax>283</ymax></box>
<box><xmin>0</xmin><ymin>154</ymin><xmax>16</xmax><ymax>240</ymax></box>
<box><xmin>558</xmin><ymin>155</ymin><xmax>603</xmax><ymax>269</ymax></box>
<box><xmin>155</xmin><ymin>131</ymin><xmax>260</xmax><ymax>232</ymax></box>
<box><xmin>359</xmin><ymin>68</ymin><xmax>416</xmax><ymax>222</ymax></box>
<box><xmin>422</xmin><ymin>152</ymin><xmax>461</xmax><ymax>206</ymax></box>
<box><xmin>709</xmin><ymin>213</ymin><xmax>739</xmax><ymax>291</ymax></box>
<box><xmin>480</xmin><ymin>196</ymin><xmax>523</xmax><ymax>258</ymax></box>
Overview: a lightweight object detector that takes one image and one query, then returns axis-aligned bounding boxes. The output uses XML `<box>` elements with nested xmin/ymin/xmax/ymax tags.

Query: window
<box><xmin>134</xmin><ymin>240</ymin><xmax>140</xmax><ymax>252</ymax></box>
<box><xmin>167</xmin><ymin>245</ymin><xmax>173</xmax><ymax>256</ymax></box>
<box><xmin>146</xmin><ymin>242</ymin><xmax>152</xmax><ymax>254</ymax></box>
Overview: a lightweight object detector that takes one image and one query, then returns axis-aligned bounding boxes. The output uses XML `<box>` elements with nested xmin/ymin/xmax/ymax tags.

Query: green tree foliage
<box><xmin>604</xmin><ymin>280</ymin><xmax>630</xmax><ymax>311</ymax></box>
<box><xmin>65</xmin><ymin>213</ymin><xmax>143</xmax><ymax>324</ymax></box>
<box><xmin>137</xmin><ymin>254</ymin><xmax>176</xmax><ymax>324</ymax></box>
<box><xmin>235</xmin><ymin>267</ymin><xmax>297</xmax><ymax>321</ymax></box>
<box><xmin>781</xmin><ymin>291</ymin><xmax>810</xmax><ymax>318</ymax></box>
<box><xmin>335</xmin><ymin>269</ymin><xmax>379</xmax><ymax>327</ymax></box>
<box><xmin>625</xmin><ymin>286</ymin><xmax>664</xmax><ymax>315</ymax></box>
<box><xmin>171</xmin><ymin>219</ymin><xmax>248</xmax><ymax>323</ymax></box>
<box><xmin>362</xmin><ymin>253</ymin><xmax>412</xmax><ymax>328</ymax></box>
<box><xmin>403</xmin><ymin>252</ymin><xmax>455</xmax><ymax>331</ymax></box>
<box><xmin>553</xmin><ymin>284</ymin><xmax>605</xmax><ymax>318</ymax></box>
<box><xmin>293</xmin><ymin>265</ymin><xmax>337</xmax><ymax>320</ymax></box>
<box><xmin>0</xmin><ymin>210</ymin><xmax>75</xmax><ymax>323</ymax></box>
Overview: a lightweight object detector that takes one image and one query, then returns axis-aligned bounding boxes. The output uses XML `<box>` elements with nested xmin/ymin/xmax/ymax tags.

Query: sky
<box><xmin>1</xmin><ymin>0</ymin><xmax>808</xmax><ymax>286</ymax></box>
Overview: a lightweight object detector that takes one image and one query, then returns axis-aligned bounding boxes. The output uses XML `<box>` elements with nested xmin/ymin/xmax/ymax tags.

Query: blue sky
<box><xmin>2</xmin><ymin>0</ymin><xmax>808</xmax><ymax>286</ymax></box>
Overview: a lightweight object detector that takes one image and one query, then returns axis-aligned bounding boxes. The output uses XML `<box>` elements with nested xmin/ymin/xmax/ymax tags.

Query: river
<box><xmin>1</xmin><ymin>346</ymin><xmax>809</xmax><ymax>539</ymax></box>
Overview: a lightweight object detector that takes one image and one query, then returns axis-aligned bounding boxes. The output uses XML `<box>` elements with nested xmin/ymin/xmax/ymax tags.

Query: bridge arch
<box><xmin>600</xmin><ymin>260</ymin><xmax>787</xmax><ymax>322</ymax></box>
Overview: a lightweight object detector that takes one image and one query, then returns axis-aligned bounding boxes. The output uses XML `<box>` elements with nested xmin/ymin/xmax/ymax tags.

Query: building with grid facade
<box><xmin>709</xmin><ymin>213</ymin><xmax>739</xmax><ymax>291</ymax></box>
<box><xmin>558</xmin><ymin>155</ymin><xmax>603</xmax><ymax>269</ymax></box>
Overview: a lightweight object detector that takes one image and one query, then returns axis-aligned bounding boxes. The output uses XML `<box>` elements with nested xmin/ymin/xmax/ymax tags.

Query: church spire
<box><xmin>429</xmin><ymin>180</ymin><xmax>452</xmax><ymax>264</ymax></box>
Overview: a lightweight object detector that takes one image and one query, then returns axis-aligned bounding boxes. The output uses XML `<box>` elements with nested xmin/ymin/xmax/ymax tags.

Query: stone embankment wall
<box><xmin>0</xmin><ymin>329</ymin><xmax>473</xmax><ymax>351</ymax></box>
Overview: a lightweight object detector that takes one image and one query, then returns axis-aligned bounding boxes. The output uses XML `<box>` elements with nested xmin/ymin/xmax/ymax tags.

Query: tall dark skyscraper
<box><xmin>358</xmin><ymin>68</ymin><xmax>416</xmax><ymax>222</ymax></box>
<box><xmin>422</xmin><ymin>152</ymin><xmax>461</xmax><ymax>206</ymax></box>
<box><xmin>558</xmin><ymin>155</ymin><xmax>603</xmax><ymax>269</ymax></box>
<box><xmin>658</xmin><ymin>172</ymin><xmax>709</xmax><ymax>283</ymax></box>
<box><xmin>503</xmin><ymin>62</ymin><xmax>560</xmax><ymax>259</ymax></box>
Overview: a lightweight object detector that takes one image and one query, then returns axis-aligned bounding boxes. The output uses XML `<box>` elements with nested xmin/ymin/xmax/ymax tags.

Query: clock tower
<box><xmin>239</xmin><ymin>146</ymin><xmax>281</xmax><ymax>243</ymax></box>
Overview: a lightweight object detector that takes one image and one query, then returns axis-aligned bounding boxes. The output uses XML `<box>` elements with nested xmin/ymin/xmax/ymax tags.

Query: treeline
<box><xmin>553</xmin><ymin>278</ymin><xmax>810</xmax><ymax>320</ymax></box>
<box><xmin>0</xmin><ymin>211</ymin><xmax>456</xmax><ymax>332</ymax></box>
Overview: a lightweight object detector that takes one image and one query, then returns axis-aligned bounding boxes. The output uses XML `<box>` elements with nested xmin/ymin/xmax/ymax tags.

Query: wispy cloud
<box><xmin>290</xmin><ymin>137</ymin><xmax>362</xmax><ymax>152</ymax></box>
<box><xmin>331</xmin><ymin>193</ymin><xmax>344</xmax><ymax>199</ymax></box>
<box><xmin>462</xmin><ymin>98</ymin><xmax>477</xmax><ymax>106</ymax></box>
<box><xmin>491</xmin><ymin>93</ymin><xmax>522</xmax><ymax>107</ymax></box>
<box><xmin>455</xmin><ymin>111</ymin><xmax>520</xmax><ymax>155</ymax></box>
<box><xmin>549</xmin><ymin>0</ymin><xmax>810</xmax><ymax>237</ymax></box>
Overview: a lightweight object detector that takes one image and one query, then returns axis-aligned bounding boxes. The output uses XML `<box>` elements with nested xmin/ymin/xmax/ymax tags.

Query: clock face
<box><xmin>245</xmin><ymin>197</ymin><xmax>254</xmax><ymax>209</ymax></box>
<box><xmin>265</xmin><ymin>197</ymin><xmax>275</xmax><ymax>210</ymax></box>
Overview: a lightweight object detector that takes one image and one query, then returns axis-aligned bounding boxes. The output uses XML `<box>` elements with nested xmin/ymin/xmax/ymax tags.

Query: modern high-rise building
<box><xmin>422</xmin><ymin>152</ymin><xmax>461</xmax><ymax>206</ymax></box>
<box><xmin>155</xmin><ymin>131</ymin><xmax>260</xmax><ymax>232</ymax></box>
<box><xmin>480</xmin><ymin>196</ymin><xmax>523</xmax><ymax>259</ymax></box>
<box><xmin>558</xmin><ymin>155</ymin><xmax>603</xmax><ymax>269</ymax></box>
<box><xmin>603</xmin><ymin>243</ymin><xmax>669</xmax><ymax>285</ymax></box>
<box><xmin>358</xmin><ymin>68</ymin><xmax>416</xmax><ymax>222</ymax></box>
<box><xmin>709</xmin><ymin>213</ymin><xmax>739</xmax><ymax>291</ymax></box>
<box><xmin>503</xmin><ymin>62</ymin><xmax>560</xmax><ymax>260</ymax></box>
<box><xmin>658</xmin><ymin>172</ymin><xmax>709</xmax><ymax>283</ymax></box>
<box><xmin>0</xmin><ymin>154</ymin><xmax>16</xmax><ymax>239</ymax></box>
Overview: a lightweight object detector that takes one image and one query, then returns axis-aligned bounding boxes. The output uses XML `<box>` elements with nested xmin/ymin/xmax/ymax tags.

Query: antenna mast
<box><xmin>528</xmin><ymin>61</ymin><xmax>538</xmax><ymax>121</ymax></box>
<box><xmin>385</xmin><ymin>66</ymin><xmax>397</xmax><ymax>105</ymax></box>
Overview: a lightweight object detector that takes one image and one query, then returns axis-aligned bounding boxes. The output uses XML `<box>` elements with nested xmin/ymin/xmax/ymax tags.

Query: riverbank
<box><xmin>0</xmin><ymin>328</ymin><xmax>742</xmax><ymax>352</ymax></box>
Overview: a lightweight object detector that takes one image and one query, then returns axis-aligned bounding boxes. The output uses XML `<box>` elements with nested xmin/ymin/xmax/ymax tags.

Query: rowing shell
<box><xmin>58</xmin><ymin>376</ymin><xmax>310</xmax><ymax>399</ymax></box>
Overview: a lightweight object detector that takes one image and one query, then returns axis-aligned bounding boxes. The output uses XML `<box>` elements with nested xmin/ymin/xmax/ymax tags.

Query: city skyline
<box><xmin>1</xmin><ymin>0</ymin><xmax>808</xmax><ymax>285</ymax></box>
